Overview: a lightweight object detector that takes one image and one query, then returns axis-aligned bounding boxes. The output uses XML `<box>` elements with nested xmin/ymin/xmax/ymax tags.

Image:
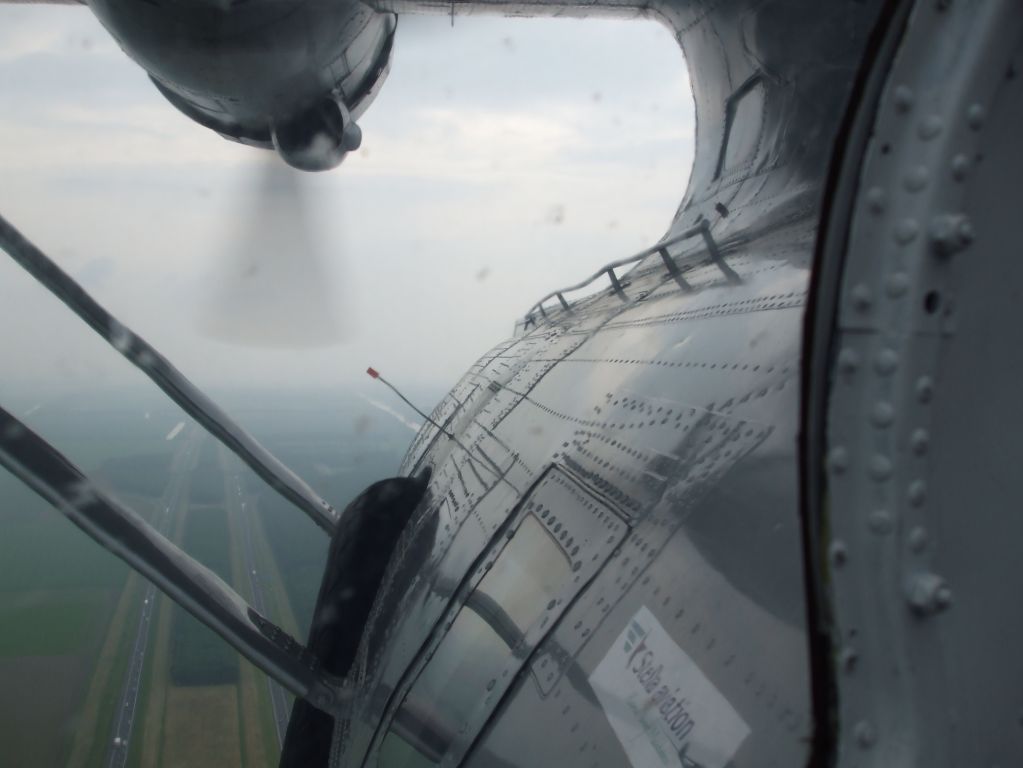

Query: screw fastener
<box><xmin>967</xmin><ymin>103</ymin><xmax>986</xmax><ymax>130</ymax></box>
<box><xmin>840</xmin><ymin>646</ymin><xmax>859</xmax><ymax>673</ymax></box>
<box><xmin>871</xmin><ymin>401</ymin><xmax>895</xmax><ymax>428</ymax></box>
<box><xmin>908</xmin><ymin>526</ymin><xmax>929</xmax><ymax>553</ymax></box>
<box><xmin>828</xmin><ymin>447</ymin><xmax>850</xmax><ymax>474</ymax></box>
<box><xmin>916</xmin><ymin>376</ymin><xmax>935</xmax><ymax>403</ymax></box>
<box><xmin>866</xmin><ymin>187</ymin><xmax>886</xmax><ymax>214</ymax></box>
<box><xmin>869</xmin><ymin>510</ymin><xmax>894</xmax><ymax>535</ymax></box>
<box><xmin>895</xmin><ymin>218</ymin><xmax>920</xmax><ymax>244</ymax></box>
<box><xmin>905</xmin><ymin>572</ymin><xmax>952</xmax><ymax>615</ymax></box>
<box><xmin>951</xmin><ymin>153</ymin><xmax>969</xmax><ymax>181</ymax></box>
<box><xmin>918</xmin><ymin>114</ymin><xmax>943</xmax><ymax>140</ymax></box>
<box><xmin>838</xmin><ymin>348</ymin><xmax>860</xmax><ymax>374</ymax></box>
<box><xmin>851</xmin><ymin>284</ymin><xmax>873</xmax><ymax>311</ymax></box>
<box><xmin>830</xmin><ymin>540</ymin><xmax>849</xmax><ymax>567</ymax></box>
<box><xmin>886</xmin><ymin>272</ymin><xmax>910</xmax><ymax>298</ymax></box>
<box><xmin>893</xmin><ymin>86</ymin><xmax>914</xmax><ymax>112</ymax></box>
<box><xmin>854</xmin><ymin>720</ymin><xmax>876</xmax><ymax>748</ymax></box>
<box><xmin>910</xmin><ymin>429</ymin><xmax>930</xmax><ymax>455</ymax></box>
<box><xmin>931</xmin><ymin>213</ymin><xmax>974</xmax><ymax>257</ymax></box>
<box><xmin>875</xmin><ymin>348</ymin><xmax>899</xmax><ymax>375</ymax></box>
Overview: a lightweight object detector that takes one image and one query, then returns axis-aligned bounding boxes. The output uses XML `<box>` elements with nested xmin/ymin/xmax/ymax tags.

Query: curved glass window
<box><xmin>380</xmin><ymin>515</ymin><xmax>571</xmax><ymax>766</ymax></box>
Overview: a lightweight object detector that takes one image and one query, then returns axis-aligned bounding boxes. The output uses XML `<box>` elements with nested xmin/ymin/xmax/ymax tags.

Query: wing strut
<box><xmin>0</xmin><ymin>406</ymin><xmax>348</xmax><ymax>716</ymax></box>
<box><xmin>0</xmin><ymin>213</ymin><xmax>339</xmax><ymax>534</ymax></box>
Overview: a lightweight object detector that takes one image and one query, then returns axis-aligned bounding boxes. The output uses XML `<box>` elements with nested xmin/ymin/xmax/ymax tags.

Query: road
<box><xmin>104</xmin><ymin>428</ymin><xmax>197</xmax><ymax>768</ymax></box>
<box><xmin>103</xmin><ymin>430</ymin><xmax>291</xmax><ymax>763</ymax></box>
<box><xmin>230</xmin><ymin>470</ymin><xmax>292</xmax><ymax>747</ymax></box>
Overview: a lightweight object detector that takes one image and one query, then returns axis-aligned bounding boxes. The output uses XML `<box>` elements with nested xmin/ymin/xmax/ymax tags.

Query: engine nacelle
<box><xmin>86</xmin><ymin>0</ymin><xmax>395</xmax><ymax>170</ymax></box>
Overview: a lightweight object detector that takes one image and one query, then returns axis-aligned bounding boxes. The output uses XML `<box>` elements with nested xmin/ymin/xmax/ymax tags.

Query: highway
<box><xmin>231</xmin><ymin>469</ymin><xmax>292</xmax><ymax>747</ymax></box>
<box><xmin>105</xmin><ymin>427</ymin><xmax>197</xmax><ymax>768</ymax></box>
<box><xmin>103</xmin><ymin>430</ymin><xmax>290</xmax><ymax>764</ymax></box>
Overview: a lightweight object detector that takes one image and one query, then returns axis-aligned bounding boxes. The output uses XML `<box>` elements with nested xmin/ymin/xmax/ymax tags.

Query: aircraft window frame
<box><xmin>366</xmin><ymin>466</ymin><xmax>629</xmax><ymax>768</ymax></box>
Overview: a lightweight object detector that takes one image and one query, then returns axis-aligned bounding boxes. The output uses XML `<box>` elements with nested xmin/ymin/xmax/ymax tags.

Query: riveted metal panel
<box><xmin>336</xmin><ymin>2</ymin><xmax>891</xmax><ymax>766</ymax></box>
<box><xmin>820</xmin><ymin>2</ymin><xmax>1023</xmax><ymax>767</ymax></box>
<box><xmin>360</xmin><ymin>466</ymin><xmax>628</xmax><ymax>767</ymax></box>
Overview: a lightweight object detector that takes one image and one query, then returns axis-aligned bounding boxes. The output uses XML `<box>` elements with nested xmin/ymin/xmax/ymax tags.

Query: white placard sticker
<box><xmin>589</xmin><ymin>606</ymin><xmax>750</xmax><ymax>768</ymax></box>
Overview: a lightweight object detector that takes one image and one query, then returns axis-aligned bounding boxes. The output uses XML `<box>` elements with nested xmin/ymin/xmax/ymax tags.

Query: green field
<box><xmin>0</xmin><ymin>469</ymin><xmax>130</xmax><ymax>767</ymax></box>
<box><xmin>0</xmin><ymin>393</ymin><xmax>177</xmax><ymax>767</ymax></box>
<box><xmin>0</xmin><ymin>654</ymin><xmax>94</xmax><ymax>767</ymax></box>
<box><xmin>169</xmin><ymin>505</ymin><xmax>238</xmax><ymax>686</ymax></box>
<box><xmin>190</xmin><ymin>438</ymin><xmax>226</xmax><ymax>505</ymax></box>
<box><xmin>0</xmin><ymin>387</ymin><xmax>419</xmax><ymax>764</ymax></box>
<box><xmin>97</xmin><ymin>452</ymin><xmax>173</xmax><ymax>498</ymax></box>
<box><xmin>0</xmin><ymin>504</ymin><xmax>131</xmax><ymax>594</ymax></box>
<box><xmin>0</xmin><ymin>590</ymin><xmax>111</xmax><ymax>657</ymax></box>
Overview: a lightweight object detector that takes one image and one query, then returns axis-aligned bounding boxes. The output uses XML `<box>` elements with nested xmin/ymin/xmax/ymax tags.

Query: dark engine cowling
<box><xmin>85</xmin><ymin>0</ymin><xmax>395</xmax><ymax>171</ymax></box>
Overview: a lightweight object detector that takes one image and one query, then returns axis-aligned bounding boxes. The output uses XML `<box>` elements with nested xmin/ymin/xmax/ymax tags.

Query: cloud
<box><xmin>0</xmin><ymin>6</ymin><xmax>119</xmax><ymax>62</ymax></box>
<box><xmin>0</xmin><ymin>104</ymin><xmax>251</xmax><ymax>172</ymax></box>
<box><xmin>0</xmin><ymin>7</ymin><xmax>695</xmax><ymax>395</ymax></box>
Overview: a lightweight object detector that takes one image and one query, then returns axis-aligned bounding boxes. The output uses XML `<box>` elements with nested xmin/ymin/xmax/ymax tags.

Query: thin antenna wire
<box><xmin>366</xmin><ymin>367</ymin><xmax>453</xmax><ymax>438</ymax></box>
<box><xmin>366</xmin><ymin>367</ymin><xmax>521</xmax><ymax>493</ymax></box>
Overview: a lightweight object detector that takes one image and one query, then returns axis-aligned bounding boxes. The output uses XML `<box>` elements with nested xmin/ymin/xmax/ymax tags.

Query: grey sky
<box><xmin>0</xmin><ymin>6</ymin><xmax>693</xmax><ymax>399</ymax></box>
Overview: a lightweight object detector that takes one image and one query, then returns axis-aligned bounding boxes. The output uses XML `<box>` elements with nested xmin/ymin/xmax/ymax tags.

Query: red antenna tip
<box><xmin>366</xmin><ymin>367</ymin><xmax>380</xmax><ymax>379</ymax></box>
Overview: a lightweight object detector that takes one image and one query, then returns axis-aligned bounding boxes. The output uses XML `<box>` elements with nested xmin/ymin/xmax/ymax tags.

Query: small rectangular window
<box><xmin>371</xmin><ymin>467</ymin><xmax>628</xmax><ymax>768</ymax></box>
<box><xmin>383</xmin><ymin>515</ymin><xmax>570</xmax><ymax>764</ymax></box>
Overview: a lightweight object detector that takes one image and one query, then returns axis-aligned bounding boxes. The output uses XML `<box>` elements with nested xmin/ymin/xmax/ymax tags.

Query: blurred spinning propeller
<box><xmin>200</xmin><ymin>156</ymin><xmax>345</xmax><ymax>348</ymax></box>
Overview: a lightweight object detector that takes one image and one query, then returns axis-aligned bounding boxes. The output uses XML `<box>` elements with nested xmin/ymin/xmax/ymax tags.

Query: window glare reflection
<box><xmin>382</xmin><ymin>513</ymin><xmax>571</xmax><ymax>766</ymax></box>
<box><xmin>475</xmin><ymin>515</ymin><xmax>572</xmax><ymax>633</ymax></box>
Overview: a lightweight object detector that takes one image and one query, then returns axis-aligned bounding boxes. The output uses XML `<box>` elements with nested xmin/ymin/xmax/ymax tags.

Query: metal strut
<box><xmin>698</xmin><ymin>219</ymin><xmax>741</xmax><ymax>284</ymax></box>
<box><xmin>524</xmin><ymin>218</ymin><xmax>738</xmax><ymax>321</ymax></box>
<box><xmin>0</xmin><ymin>213</ymin><xmax>339</xmax><ymax>534</ymax></box>
<box><xmin>658</xmin><ymin>246</ymin><xmax>692</xmax><ymax>291</ymax></box>
<box><xmin>0</xmin><ymin>407</ymin><xmax>347</xmax><ymax>716</ymax></box>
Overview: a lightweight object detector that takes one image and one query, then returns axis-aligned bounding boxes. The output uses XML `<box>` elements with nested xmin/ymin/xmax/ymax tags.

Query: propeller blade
<box><xmin>200</xmin><ymin>156</ymin><xmax>345</xmax><ymax>348</ymax></box>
